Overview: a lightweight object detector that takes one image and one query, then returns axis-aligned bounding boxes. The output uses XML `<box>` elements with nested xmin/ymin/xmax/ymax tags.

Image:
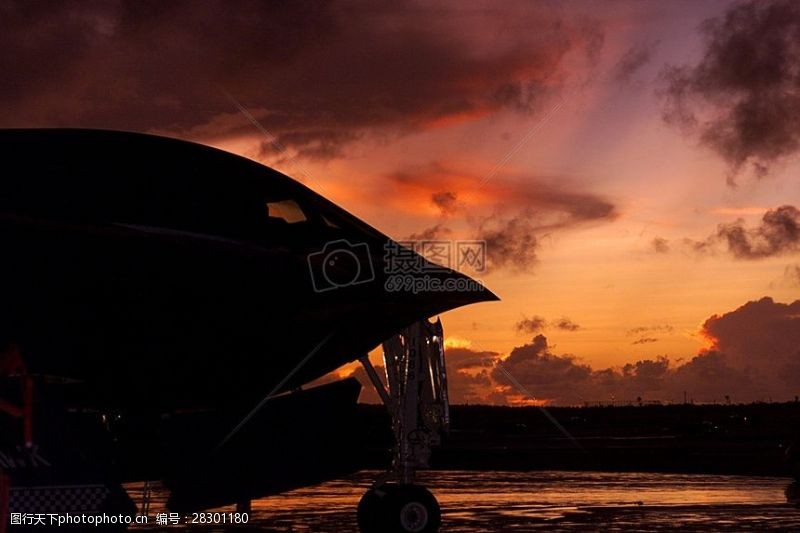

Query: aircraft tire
<box><xmin>357</xmin><ymin>484</ymin><xmax>441</xmax><ymax>533</ymax></box>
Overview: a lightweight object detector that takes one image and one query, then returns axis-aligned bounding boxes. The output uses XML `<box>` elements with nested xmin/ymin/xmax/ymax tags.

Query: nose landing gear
<box><xmin>357</xmin><ymin>319</ymin><xmax>449</xmax><ymax>533</ymax></box>
<box><xmin>358</xmin><ymin>483</ymin><xmax>441</xmax><ymax>533</ymax></box>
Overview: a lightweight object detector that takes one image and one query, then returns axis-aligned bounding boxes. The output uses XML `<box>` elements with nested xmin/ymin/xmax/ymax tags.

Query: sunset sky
<box><xmin>3</xmin><ymin>0</ymin><xmax>799</xmax><ymax>404</ymax></box>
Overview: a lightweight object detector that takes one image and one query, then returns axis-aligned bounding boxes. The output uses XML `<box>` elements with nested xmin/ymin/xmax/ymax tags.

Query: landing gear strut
<box><xmin>357</xmin><ymin>319</ymin><xmax>449</xmax><ymax>533</ymax></box>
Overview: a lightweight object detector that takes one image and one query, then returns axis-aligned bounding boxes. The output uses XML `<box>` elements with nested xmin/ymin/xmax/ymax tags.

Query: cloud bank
<box><xmin>678</xmin><ymin>205</ymin><xmax>800</xmax><ymax>259</ymax></box>
<box><xmin>661</xmin><ymin>0</ymin><xmax>800</xmax><ymax>180</ymax></box>
<box><xmin>351</xmin><ymin>297</ymin><xmax>800</xmax><ymax>405</ymax></box>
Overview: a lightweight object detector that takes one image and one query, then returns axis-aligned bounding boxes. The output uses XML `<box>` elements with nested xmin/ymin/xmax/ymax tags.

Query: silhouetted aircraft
<box><xmin>0</xmin><ymin>129</ymin><xmax>496</xmax><ymax>532</ymax></box>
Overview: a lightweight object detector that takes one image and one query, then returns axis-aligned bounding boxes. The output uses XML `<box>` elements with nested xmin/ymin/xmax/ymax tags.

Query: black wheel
<box><xmin>357</xmin><ymin>486</ymin><xmax>383</xmax><ymax>533</ymax></box>
<box><xmin>357</xmin><ymin>484</ymin><xmax>441</xmax><ymax>533</ymax></box>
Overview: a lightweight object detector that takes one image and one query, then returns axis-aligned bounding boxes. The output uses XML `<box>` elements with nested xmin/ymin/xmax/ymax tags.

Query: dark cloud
<box><xmin>387</xmin><ymin>162</ymin><xmax>451</xmax><ymax>186</ymax></box>
<box><xmin>406</xmin><ymin>223</ymin><xmax>451</xmax><ymax>241</ymax></box>
<box><xmin>515</xmin><ymin>315</ymin><xmax>547</xmax><ymax>334</ymax></box>
<box><xmin>475</xmin><ymin>209</ymin><xmax>539</xmax><ymax>272</ymax></box>
<box><xmin>626</xmin><ymin>324</ymin><xmax>674</xmax><ymax>336</ymax></box>
<box><xmin>446</xmin><ymin>346</ymin><xmax>498</xmax><ymax>370</ymax></box>
<box><xmin>621</xmin><ymin>357</ymin><xmax>669</xmax><ymax>382</ymax></box>
<box><xmin>670</xmin><ymin>351</ymin><xmax>757</xmax><ymax>402</ymax></box>
<box><xmin>431</xmin><ymin>191</ymin><xmax>459</xmax><ymax>216</ymax></box>
<box><xmin>553</xmin><ymin>317</ymin><xmax>580</xmax><ymax>331</ymax></box>
<box><xmin>491</xmin><ymin>335</ymin><xmax>593</xmax><ymax>403</ymax></box>
<box><xmin>615</xmin><ymin>357</ymin><xmax>672</xmax><ymax>399</ymax></box>
<box><xmin>651</xmin><ymin>237</ymin><xmax>670</xmax><ymax>254</ymax></box>
<box><xmin>701</xmin><ymin>296</ymin><xmax>800</xmax><ymax>397</ymax></box>
<box><xmin>627</xmin><ymin>325</ymin><xmax>669</xmax><ymax>347</ymax></box>
<box><xmin>614</xmin><ymin>40</ymin><xmax>659</xmax><ymax>83</ymax></box>
<box><xmin>466</xmin><ymin>185</ymin><xmax>616</xmax><ymax>272</ymax></box>
<box><xmin>716</xmin><ymin>205</ymin><xmax>800</xmax><ymax>259</ymax></box>
<box><xmin>660</xmin><ymin>0</ymin><xmax>800</xmax><ymax>180</ymax></box>
<box><xmin>444</xmin><ymin>346</ymin><xmax>500</xmax><ymax>404</ymax></box>
<box><xmin>0</xmin><ymin>0</ymin><xmax>601</xmax><ymax>160</ymax></box>
<box><xmin>257</xmin><ymin>129</ymin><xmax>361</xmax><ymax>161</ymax></box>
<box><xmin>490</xmin><ymin>335</ymin><xmax>676</xmax><ymax>405</ymax></box>
<box><xmin>520</xmin><ymin>186</ymin><xmax>617</xmax><ymax>226</ymax></box>
<box><xmin>682</xmin><ymin>236</ymin><xmax>714</xmax><ymax>255</ymax></box>
<box><xmin>689</xmin><ymin>205</ymin><xmax>800</xmax><ymax>259</ymax></box>
<box><xmin>515</xmin><ymin>315</ymin><xmax>580</xmax><ymax>334</ymax></box>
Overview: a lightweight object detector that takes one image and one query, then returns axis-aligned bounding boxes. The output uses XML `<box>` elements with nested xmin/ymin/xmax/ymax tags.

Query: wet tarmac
<box><xmin>127</xmin><ymin>470</ymin><xmax>800</xmax><ymax>531</ymax></box>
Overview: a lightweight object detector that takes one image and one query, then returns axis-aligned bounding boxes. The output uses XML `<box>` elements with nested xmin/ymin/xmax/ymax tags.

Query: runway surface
<box><xmin>127</xmin><ymin>470</ymin><xmax>800</xmax><ymax>531</ymax></box>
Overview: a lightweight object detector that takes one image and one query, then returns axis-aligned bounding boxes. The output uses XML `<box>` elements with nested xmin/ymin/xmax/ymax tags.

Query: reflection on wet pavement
<box><xmin>127</xmin><ymin>470</ymin><xmax>800</xmax><ymax>531</ymax></box>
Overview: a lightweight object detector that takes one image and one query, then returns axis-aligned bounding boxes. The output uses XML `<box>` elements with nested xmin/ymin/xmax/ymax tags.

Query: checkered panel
<box><xmin>9</xmin><ymin>485</ymin><xmax>109</xmax><ymax>514</ymax></box>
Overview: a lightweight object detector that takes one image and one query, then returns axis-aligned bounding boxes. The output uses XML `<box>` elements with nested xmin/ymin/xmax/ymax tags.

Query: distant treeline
<box><xmin>356</xmin><ymin>401</ymin><xmax>800</xmax><ymax>476</ymax></box>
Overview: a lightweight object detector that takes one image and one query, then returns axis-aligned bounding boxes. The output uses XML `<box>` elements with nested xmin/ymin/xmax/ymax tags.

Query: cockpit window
<box><xmin>266</xmin><ymin>199</ymin><xmax>307</xmax><ymax>224</ymax></box>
